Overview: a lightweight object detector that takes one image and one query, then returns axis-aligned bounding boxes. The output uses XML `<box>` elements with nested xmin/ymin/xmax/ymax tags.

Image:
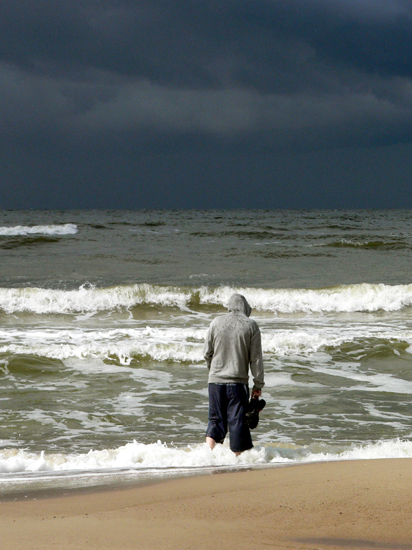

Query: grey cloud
<box><xmin>2</xmin><ymin>57</ymin><xmax>412</xmax><ymax>152</ymax></box>
<box><xmin>2</xmin><ymin>1</ymin><xmax>411</xmax><ymax>87</ymax></box>
<box><xmin>311</xmin><ymin>0</ymin><xmax>411</xmax><ymax>21</ymax></box>
<box><xmin>288</xmin><ymin>1</ymin><xmax>412</xmax><ymax>78</ymax></box>
<box><xmin>2</xmin><ymin>0</ymin><xmax>412</xmax><ymax>210</ymax></box>
<box><xmin>70</xmin><ymin>79</ymin><xmax>412</xmax><ymax>138</ymax></box>
<box><xmin>0</xmin><ymin>62</ymin><xmax>118</xmax><ymax>136</ymax></box>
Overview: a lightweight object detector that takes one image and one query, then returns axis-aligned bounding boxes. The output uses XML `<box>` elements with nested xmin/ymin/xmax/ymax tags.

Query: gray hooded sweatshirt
<box><xmin>204</xmin><ymin>294</ymin><xmax>264</xmax><ymax>390</ymax></box>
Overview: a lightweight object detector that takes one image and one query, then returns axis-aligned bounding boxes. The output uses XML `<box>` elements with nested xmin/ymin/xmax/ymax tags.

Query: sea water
<box><xmin>1</xmin><ymin>209</ymin><xmax>412</xmax><ymax>495</ymax></box>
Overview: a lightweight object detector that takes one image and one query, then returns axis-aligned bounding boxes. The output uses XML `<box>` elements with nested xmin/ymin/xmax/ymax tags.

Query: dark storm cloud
<box><xmin>1</xmin><ymin>0</ymin><xmax>412</xmax><ymax>209</ymax></box>
<box><xmin>4</xmin><ymin>1</ymin><xmax>412</xmax><ymax>86</ymax></box>
<box><xmin>1</xmin><ymin>0</ymin><xmax>412</xmax><ymax>149</ymax></box>
<box><xmin>2</xmin><ymin>60</ymin><xmax>410</xmax><ymax>152</ymax></box>
<box><xmin>295</xmin><ymin>0</ymin><xmax>412</xmax><ymax>78</ymax></box>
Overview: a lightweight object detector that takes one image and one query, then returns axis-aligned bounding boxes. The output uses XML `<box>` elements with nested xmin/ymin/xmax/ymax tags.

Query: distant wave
<box><xmin>0</xmin><ymin>224</ymin><xmax>77</xmax><ymax>236</ymax></box>
<box><xmin>191</xmin><ymin>230</ymin><xmax>280</xmax><ymax>240</ymax></box>
<box><xmin>327</xmin><ymin>239</ymin><xmax>410</xmax><ymax>250</ymax></box>
<box><xmin>1</xmin><ymin>283</ymin><xmax>412</xmax><ymax>314</ymax></box>
<box><xmin>0</xmin><ymin>236</ymin><xmax>61</xmax><ymax>249</ymax></box>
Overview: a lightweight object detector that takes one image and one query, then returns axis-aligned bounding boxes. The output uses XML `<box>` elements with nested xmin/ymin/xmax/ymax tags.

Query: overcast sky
<box><xmin>1</xmin><ymin>0</ymin><xmax>412</xmax><ymax>209</ymax></box>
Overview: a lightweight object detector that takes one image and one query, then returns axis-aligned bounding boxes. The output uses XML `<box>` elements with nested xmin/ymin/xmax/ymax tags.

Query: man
<box><xmin>204</xmin><ymin>293</ymin><xmax>264</xmax><ymax>455</ymax></box>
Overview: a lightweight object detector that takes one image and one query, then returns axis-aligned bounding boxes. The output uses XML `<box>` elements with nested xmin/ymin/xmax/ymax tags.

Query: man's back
<box><xmin>204</xmin><ymin>294</ymin><xmax>264</xmax><ymax>389</ymax></box>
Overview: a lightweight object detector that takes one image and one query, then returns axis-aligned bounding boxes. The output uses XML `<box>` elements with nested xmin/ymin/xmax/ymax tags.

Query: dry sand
<box><xmin>1</xmin><ymin>458</ymin><xmax>412</xmax><ymax>550</ymax></box>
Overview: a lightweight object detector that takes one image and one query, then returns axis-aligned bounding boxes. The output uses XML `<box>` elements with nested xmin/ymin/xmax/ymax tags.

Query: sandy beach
<box><xmin>1</xmin><ymin>458</ymin><xmax>412</xmax><ymax>550</ymax></box>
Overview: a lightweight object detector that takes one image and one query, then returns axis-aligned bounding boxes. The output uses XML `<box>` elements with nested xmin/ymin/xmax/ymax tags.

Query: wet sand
<box><xmin>1</xmin><ymin>458</ymin><xmax>412</xmax><ymax>550</ymax></box>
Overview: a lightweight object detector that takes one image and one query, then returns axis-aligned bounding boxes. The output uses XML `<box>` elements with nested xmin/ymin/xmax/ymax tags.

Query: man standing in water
<box><xmin>204</xmin><ymin>294</ymin><xmax>264</xmax><ymax>455</ymax></box>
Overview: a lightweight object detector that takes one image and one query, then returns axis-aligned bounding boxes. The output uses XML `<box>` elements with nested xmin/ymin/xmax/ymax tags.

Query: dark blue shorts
<box><xmin>206</xmin><ymin>383</ymin><xmax>253</xmax><ymax>453</ymax></box>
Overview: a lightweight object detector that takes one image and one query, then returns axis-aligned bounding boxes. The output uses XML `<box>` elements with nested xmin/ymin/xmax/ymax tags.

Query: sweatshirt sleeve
<box><xmin>250</xmin><ymin>326</ymin><xmax>264</xmax><ymax>390</ymax></box>
<box><xmin>203</xmin><ymin>325</ymin><xmax>214</xmax><ymax>370</ymax></box>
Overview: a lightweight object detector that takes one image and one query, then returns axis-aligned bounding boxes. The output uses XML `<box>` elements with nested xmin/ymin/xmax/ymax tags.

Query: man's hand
<box><xmin>251</xmin><ymin>388</ymin><xmax>262</xmax><ymax>399</ymax></box>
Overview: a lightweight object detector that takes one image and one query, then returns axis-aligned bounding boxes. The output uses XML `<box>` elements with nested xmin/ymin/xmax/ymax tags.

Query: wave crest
<box><xmin>1</xmin><ymin>283</ymin><xmax>412</xmax><ymax>314</ymax></box>
<box><xmin>0</xmin><ymin>224</ymin><xmax>77</xmax><ymax>236</ymax></box>
<box><xmin>198</xmin><ymin>283</ymin><xmax>412</xmax><ymax>314</ymax></box>
<box><xmin>1</xmin><ymin>438</ymin><xmax>412</xmax><ymax>478</ymax></box>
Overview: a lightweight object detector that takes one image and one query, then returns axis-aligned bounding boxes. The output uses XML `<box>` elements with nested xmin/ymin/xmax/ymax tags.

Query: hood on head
<box><xmin>227</xmin><ymin>294</ymin><xmax>252</xmax><ymax>317</ymax></box>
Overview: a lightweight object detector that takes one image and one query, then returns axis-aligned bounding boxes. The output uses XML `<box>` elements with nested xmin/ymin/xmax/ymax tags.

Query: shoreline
<box><xmin>0</xmin><ymin>461</ymin><xmax>283</xmax><ymax>502</ymax></box>
<box><xmin>1</xmin><ymin>458</ymin><xmax>412</xmax><ymax>550</ymax></box>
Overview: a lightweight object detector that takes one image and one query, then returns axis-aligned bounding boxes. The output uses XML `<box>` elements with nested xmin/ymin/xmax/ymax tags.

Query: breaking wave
<box><xmin>1</xmin><ymin>283</ymin><xmax>412</xmax><ymax>315</ymax></box>
<box><xmin>0</xmin><ymin>326</ymin><xmax>411</xmax><ymax>364</ymax></box>
<box><xmin>0</xmin><ymin>224</ymin><xmax>77</xmax><ymax>236</ymax></box>
<box><xmin>1</xmin><ymin>438</ymin><xmax>412</xmax><ymax>480</ymax></box>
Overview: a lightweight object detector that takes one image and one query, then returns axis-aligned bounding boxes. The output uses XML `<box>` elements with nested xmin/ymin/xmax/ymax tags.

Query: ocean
<box><xmin>1</xmin><ymin>209</ymin><xmax>412</xmax><ymax>495</ymax></box>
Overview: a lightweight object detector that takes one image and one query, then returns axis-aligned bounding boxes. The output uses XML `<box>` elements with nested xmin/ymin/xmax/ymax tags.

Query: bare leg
<box><xmin>206</xmin><ymin>436</ymin><xmax>216</xmax><ymax>450</ymax></box>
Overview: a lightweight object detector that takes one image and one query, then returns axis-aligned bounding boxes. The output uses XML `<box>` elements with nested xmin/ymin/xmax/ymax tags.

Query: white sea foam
<box><xmin>1</xmin><ymin>282</ymin><xmax>411</xmax><ymax>315</ymax></box>
<box><xmin>0</xmin><ymin>442</ymin><xmax>264</xmax><ymax>476</ymax></box>
<box><xmin>0</xmin><ymin>326</ymin><xmax>206</xmax><ymax>364</ymax></box>
<box><xmin>199</xmin><ymin>283</ymin><xmax>412</xmax><ymax>313</ymax></box>
<box><xmin>0</xmin><ymin>325</ymin><xmax>411</xmax><ymax>364</ymax></box>
<box><xmin>1</xmin><ymin>439</ymin><xmax>412</xmax><ymax>481</ymax></box>
<box><xmin>0</xmin><ymin>224</ymin><xmax>77</xmax><ymax>236</ymax></box>
<box><xmin>0</xmin><ymin>284</ymin><xmax>190</xmax><ymax>314</ymax></box>
<box><xmin>298</xmin><ymin>438</ymin><xmax>412</xmax><ymax>463</ymax></box>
